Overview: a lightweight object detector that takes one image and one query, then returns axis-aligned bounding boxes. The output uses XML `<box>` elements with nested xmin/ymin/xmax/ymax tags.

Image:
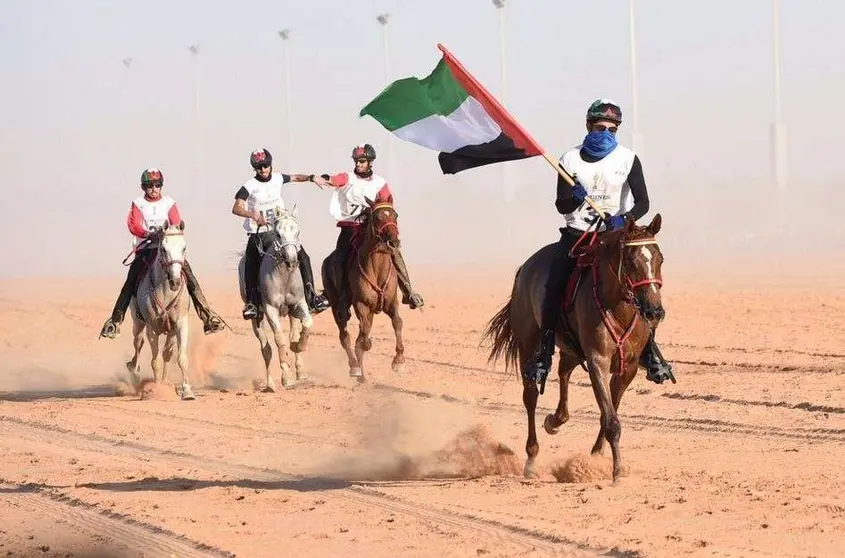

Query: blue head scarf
<box><xmin>582</xmin><ymin>130</ymin><xmax>618</xmax><ymax>159</ymax></box>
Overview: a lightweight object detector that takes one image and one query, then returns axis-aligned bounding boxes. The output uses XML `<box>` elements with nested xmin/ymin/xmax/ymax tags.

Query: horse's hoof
<box><xmin>391</xmin><ymin>363</ymin><xmax>404</xmax><ymax>374</ymax></box>
<box><xmin>349</xmin><ymin>367</ymin><xmax>363</xmax><ymax>378</ymax></box>
<box><xmin>296</xmin><ymin>371</ymin><xmax>310</xmax><ymax>382</ymax></box>
<box><xmin>181</xmin><ymin>388</ymin><xmax>196</xmax><ymax>401</ymax></box>
<box><xmin>283</xmin><ymin>381</ymin><xmax>296</xmax><ymax>390</ymax></box>
<box><xmin>523</xmin><ymin>461</ymin><xmax>539</xmax><ymax>479</ymax></box>
<box><xmin>543</xmin><ymin>414</ymin><xmax>561</xmax><ymax>435</ymax></box>
<box><xmin>263</xmin><ymin>381</ymin><xmax>277</xmax><ymax>393</ymax></box>
<box><xmin>356</xmin><ymin>375</ymin><xmax>367</xmax><ymax>384</ymax></box>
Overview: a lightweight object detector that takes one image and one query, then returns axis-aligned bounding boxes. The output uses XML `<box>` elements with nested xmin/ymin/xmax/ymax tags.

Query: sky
<box><xmin>1</xmin><ymin>0</ymin><xmax>843</xmax><ymax>279</ymax></box>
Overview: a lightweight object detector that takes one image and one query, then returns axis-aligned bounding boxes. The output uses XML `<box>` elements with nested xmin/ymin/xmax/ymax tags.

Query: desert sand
<box><xmin>1</xmin><ymin>261</ymin><xmax>843</xmax><ymax>557</ymax></box>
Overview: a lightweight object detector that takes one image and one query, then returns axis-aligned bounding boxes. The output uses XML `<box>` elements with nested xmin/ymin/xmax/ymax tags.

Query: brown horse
<box><xmin>321</xmin><ymin>198</ymin><xmax>405</xmax><ymax>382</ymax></box>
<box><xmin>482</xmin><ymin>214</ymin><xmax>665</xmax><ymax>483</ymax></box>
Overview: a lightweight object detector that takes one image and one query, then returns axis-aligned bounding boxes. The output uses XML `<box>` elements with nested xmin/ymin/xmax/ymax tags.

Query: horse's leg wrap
<box><xmin>389</xmin><ymin>248</ymin><xmax>424</xmax><ymax>309</ymax></box>
<box><xmin>183</xmin><ymin>260</ymin><xmax>224</xmax><ymax>334</ymax></box>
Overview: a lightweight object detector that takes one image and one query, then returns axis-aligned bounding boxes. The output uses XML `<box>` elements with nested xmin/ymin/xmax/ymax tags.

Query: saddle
<box><xmin>562</xmin><ymin>243</ymin><xmax>602</xmax><ymax>312</ymax></box>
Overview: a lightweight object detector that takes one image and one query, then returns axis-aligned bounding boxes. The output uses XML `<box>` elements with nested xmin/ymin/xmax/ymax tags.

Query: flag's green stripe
<box><xmin>359</xmin><ymin>59</ymin><xmax>468</xmax><ymax>132</ymax></box>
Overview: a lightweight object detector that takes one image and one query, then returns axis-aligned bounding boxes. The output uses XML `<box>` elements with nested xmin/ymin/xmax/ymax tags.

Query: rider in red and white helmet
<box><xmin>319</xmin><ymin>143</ymin><xmax>424</xmax><ymax>313</ymax></box>
<box><xmin>99</xmin><ymin>168</ymin><xmax>224</xmax><ymax>339</ymax></box>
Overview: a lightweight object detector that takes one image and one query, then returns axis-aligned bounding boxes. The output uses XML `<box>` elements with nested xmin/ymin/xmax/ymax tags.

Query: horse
<box><xmin>238</xmin><ymin>205</ymin><xmax>312</xmax><ymax>391</ymax></box>
<box><xmin>125</xmin><ymin>220</ymin><xmax>196</xmax><ymax>400</ymax></box>
<box><xmin>321</xmin><ymin>197</ymin><xmax>404</xmax><ymax>383</ymax></box>
<box><xmin>482</xmin><ymin>214</ymin><xmax>665</xmax><ymax>483</ymax></box>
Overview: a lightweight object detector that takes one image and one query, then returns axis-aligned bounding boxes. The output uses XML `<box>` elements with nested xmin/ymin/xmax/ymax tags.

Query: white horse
<box><xmin>239</xmin><ymin>205</ymin><xmax>313</xmax><ymax>391</ymax></box>
<box><xmin>125</xmin><ymin>221</ymin><xmax>196</xmax><ymax>400</ymax></box>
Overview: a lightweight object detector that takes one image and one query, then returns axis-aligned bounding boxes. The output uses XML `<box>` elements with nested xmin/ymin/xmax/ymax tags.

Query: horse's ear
<box><xmin>364</xmin><ymin>196</ymin><xmax>375</xmax><ymax>207</ymax></box>
<box><xmin>291</xmin><ymin>203</ymin><xmax>299</xmax><ymax>218</ymax></box>
<box><xmin>178</xmin><ymin>220</ymin><xmax>185</xmax><ymax>231</ymax></box>
<box><xmin>646</xmin><ymin>213</ymin><xmax>662</xmax><ymax>236</ymax></box>
<box><xmin>274</xmin><ymin>206</ymin><xmax>281</xmax><ymax>218</ymax></box>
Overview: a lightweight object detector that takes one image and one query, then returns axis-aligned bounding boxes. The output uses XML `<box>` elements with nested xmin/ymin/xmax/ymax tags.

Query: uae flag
<box><xmin>359</xmin><ymin>44</ymin><xmax>543</xmax><ymax>174</ymax></box>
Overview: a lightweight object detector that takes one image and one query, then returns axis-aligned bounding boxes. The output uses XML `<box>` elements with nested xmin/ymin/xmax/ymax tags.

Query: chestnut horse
<box><xmin>483</xmin><ymin>214</ymin><xmax>666</xmax><ymax>482</ymax></box>
<box><xmin>321</xmin><ymin>198</ymin><xmax>405</xmax><ymax>382</ymax></box>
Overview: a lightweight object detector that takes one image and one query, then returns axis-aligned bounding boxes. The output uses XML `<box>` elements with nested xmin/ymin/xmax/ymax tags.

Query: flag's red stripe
<box><xmin>438</xmin><ymin>44</ymin><xmax>542</xmax><ymax>156</ymax></box>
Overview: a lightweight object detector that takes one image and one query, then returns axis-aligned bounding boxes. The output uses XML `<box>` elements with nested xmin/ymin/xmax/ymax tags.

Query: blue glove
<box><xmin>605</xmin><ymin>214</ymin><xmax>627</xmax><ymax>231</ymax></box>
<box><xmin>571</xmin><ymin>181</ymin><xmax>588</xmax><ymax>204</ymax></box>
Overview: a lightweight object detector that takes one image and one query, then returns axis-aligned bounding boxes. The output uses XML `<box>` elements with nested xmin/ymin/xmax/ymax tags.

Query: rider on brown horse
<box><xmin>321</xmin><ymin>144</ymin><xmax>424</xmax><ymax>310</ymax></box>
<box><xmin>527</xmin><ymin>99</ymin><xmax>674</xmax><ymax>387</ymax></box>
<box><xmin>99</xmin><ymin>168</ymin><xmax>224</xmax><ymax>339</ymax></box>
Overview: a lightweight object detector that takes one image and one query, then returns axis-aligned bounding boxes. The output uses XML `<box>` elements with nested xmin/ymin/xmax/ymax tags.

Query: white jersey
<box><xmin>329</xmin><ymin>172</ymin><xmax>389</xmax><ymax>224</ymax></box>
<box><xmin>559</xmin><ymin>145</ymin><xmax>636</xmax><ymax>231</ymax></box>
<box><xmin>129</xmin><ymin>195</ymin><xmax>178</xmax><ymax>247</ymax></box>
<box><xmin>237</xmin><ymin>173</ymin><xmax>290</xmax><ymax>234</ymax></box>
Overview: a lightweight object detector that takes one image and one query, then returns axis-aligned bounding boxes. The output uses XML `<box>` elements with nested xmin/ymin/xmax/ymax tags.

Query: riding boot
<box><xmin>334</xmin><ymin>228</ymin><xmax>354</xmax><ymax>321</ymax></box>
<box><xmin>525</xmin><ymin>237</ymin><xmax>577</xmax><ymax>392</ymax></box>
<box><xmin>298</xmin><ymin>246</ymin><xmax>330</xmax><ymax>314</ymax></box>
<box><xmin>242</xmin><ymin>234</ymin><xmax>262</xmax><ymax>320</ymax></box>
<box><xmin>183</xmin><ymin>260</ymin><xmax>224</xmax><ymax>334</ymax></box>
<box><xmin>389</xmin><ymin>248</ymin><xmax>424</xmax><ymax>309</ymax></box>
<box><xmin>100</xmin><ymin>250</ymin><xmax>151</xmax><ymax>339</ymax></box>
<box><xmin>639</xmin><ymin>331</ymin><xmax>676</xmax><ymax>384</ymax></box>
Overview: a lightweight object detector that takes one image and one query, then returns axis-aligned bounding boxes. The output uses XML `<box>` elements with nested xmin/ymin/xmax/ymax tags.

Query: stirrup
<box><xmin>402</xmin><ymin>291</ymin><xmax>424</xmax><ymax>309</ymax></box>
<box><xmin>309</xmin><ymin>293</ymin><xmax>330</xmax><ymax>314</ymax></box>
<box><xmin>99</xmin><ymin>319</ymin><xmax>120</xmax><ymax>340</ymax></box>
<box><xmin>525</xmin><ymin>330</ymin><xmax>555</xmax><ymax>394</ymax></box>
<box><xmin>242</xmin><ymin>303</ymin><xmax>259</xmax><ymax>320</ymax></box>
<box><xmin>203</xmin><ymin>314</ymin><xmax>225</xmax><ymax>334</ymax></box>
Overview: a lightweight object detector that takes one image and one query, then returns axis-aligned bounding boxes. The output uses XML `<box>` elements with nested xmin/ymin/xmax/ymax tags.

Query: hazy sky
<box><xmin>1</xmin><ymin>0</ymin><xmax>843</xmax><ymax>278</ymax></box>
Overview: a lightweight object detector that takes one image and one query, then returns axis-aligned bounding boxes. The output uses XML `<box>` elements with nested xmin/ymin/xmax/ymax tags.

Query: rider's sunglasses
<box><xmin>254</xmin><ymin>162</ymin><xmax>271</xmax><ymax>170</ymax></box>
<box><xmin>142</xmin><ymin>183</ymin><xmax>162</xmax><ymax>190</ymax></box>
<box><xmin>591</xmin><ymin>124</ymin><xmax>618</xmax><ymax>134</ymax></box>
<box><xmin>355</xmin><ymin>158</ymin><xmax>369</xmax><ymax>164</ymax></box>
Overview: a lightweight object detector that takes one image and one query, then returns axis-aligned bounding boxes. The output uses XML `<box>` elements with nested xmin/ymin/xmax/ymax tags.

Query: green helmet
<box><xmin>586</xmin><ymin>99</ymin><xmax>622</xmax><ymax>124</ymax></box>
<box><xmin>141</xmin><ymin>168</ymin><xmax>163</xmax><ymax>187</ymax></box>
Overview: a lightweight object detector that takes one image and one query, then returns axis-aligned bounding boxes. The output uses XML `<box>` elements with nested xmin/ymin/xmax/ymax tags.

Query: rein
<box><xmin>355</xmin><ymin>203</ymin><xmax>398</xmax><ymax>309</ymax></box>
<box><xmin>575</xmin><ymin>233</ymin><xmax>662</xmax><ymax>377</ymax></box>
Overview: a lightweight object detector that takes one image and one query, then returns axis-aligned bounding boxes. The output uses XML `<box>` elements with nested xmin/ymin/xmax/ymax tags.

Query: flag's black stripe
<box><xmin>438</xmin><ymin>132</ymin><xmax>531</xmax><ymax>174</ymax></box>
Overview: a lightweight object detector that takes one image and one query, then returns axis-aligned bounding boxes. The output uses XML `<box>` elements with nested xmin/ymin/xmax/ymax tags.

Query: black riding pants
<box><xmin>539</xmin><ymin>228</ymin><xmax>583</xmax><ymax>332</ymax></box>
<box><xmin>110</xmin><ymin>248</ymin><xmax>157</xmax><ymax>322</ymax></box>
<box><xmin>244</xmin><ymin>233</ymin><xmax>318</xmax><ymax>306</ymax></box>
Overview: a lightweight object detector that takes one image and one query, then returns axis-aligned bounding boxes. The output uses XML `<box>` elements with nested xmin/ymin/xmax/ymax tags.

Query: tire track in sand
<box><xmin>0</xmin><ymin>481</ymin><xmax>232</xmax><ymax>557</ymax></box>
<box><xmin>0</xmin><ymin>415</ymin><xmax>602</xmax><ymax>558</ymax></box>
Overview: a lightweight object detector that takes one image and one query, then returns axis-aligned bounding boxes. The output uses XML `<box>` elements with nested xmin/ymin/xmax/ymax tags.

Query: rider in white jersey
<box><xmin>527</xmin><ymin>100</ymin><xmax>674</xmax><ymax>386</ymax></box>
<box><xmin>322</xmin><ymin>143</ymin><xmax>424</xmax><ymax>310</ymax></box>
<box><xmin>232</xmin><ymin>148</ymin><xmax>332</xmax><ymax>320</ymax></box>
<box><xmin>99</xmin><ymin>168</ymin><xmax>224</xmax><ymax>339</ymax></box>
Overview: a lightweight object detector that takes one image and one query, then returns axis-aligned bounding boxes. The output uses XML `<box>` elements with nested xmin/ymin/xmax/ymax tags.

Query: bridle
<box><xmin>368</xmin><ymin>203</ymin><xmax>399</xmax><ymax>244</ymax></box>
<box><xmin>618</xmin><ymin>238</ymin><xmax>663</xmax><ymax>295</ymax></box>
<box><xmin>270</xmin><ymin>215</ymin><xmax>301</xmax><ymax>266</ymax></box>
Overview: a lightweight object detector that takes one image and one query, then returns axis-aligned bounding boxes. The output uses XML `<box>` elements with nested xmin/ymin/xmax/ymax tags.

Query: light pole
<box><xmin>492</xmin><ymin>0</ymin><xmax>511</xmax><ymax>201</ymax></box>
<box><xmin>492</xmin><ymin>0</ymin><xmax>506</xmax><ymax>104</ymax></box>
<box><xmin>377</xmin><ymin>14</ymin><xmax>393</xmax><ymax>180</ymax></box>
<box><xmin>188</xmin><ymin>44</ymin><xmax>203</xmax><ymax>212</ymax></box>
<box><xmin>628</xmin><ymin>0</ymin><xmax>643</xmax><ymax>155</ymax></box>
<box><xmin>277</xmin><ymin>29</ymin><xmax>294</xmax><ymax>168</ymax></box>
<box><xmin>771</xmin><ymin>0</ymin><xmax>786</xmax><ymax>192</ymax></box>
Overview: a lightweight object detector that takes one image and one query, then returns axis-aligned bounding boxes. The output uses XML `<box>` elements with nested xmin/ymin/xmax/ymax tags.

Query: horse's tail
<box><xmin>482</xmin><ymin>294</ymin><xmax>520</xmax><ymax>373</ymax></box>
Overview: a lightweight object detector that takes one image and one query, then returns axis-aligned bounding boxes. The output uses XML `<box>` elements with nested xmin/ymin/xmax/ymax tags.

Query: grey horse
<box><xmin>239</xmin><ymin>205</ymin><xmax>313</xmax><ymax>391</ymax></box>
<box><xmin>125</xmin><ymin>221</ymin><xmax>196</xmax><ymax>400</ymax></box>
